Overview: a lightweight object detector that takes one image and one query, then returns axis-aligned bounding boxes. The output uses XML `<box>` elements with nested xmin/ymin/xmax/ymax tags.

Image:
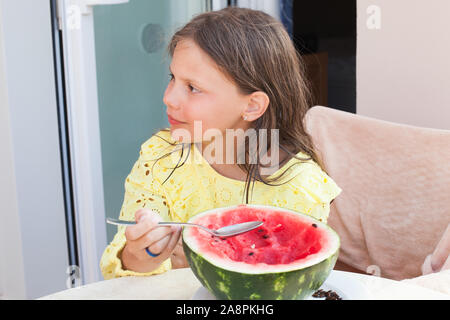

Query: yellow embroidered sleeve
<box><xmin>288</xmin><ymin>162</ymin><xmax>342</xmax><ymax>223</ymax></box>
<box><xmin>99</xmin><ymin>136</ymin><xmax>173</xmax><ymax>279</ymax></box>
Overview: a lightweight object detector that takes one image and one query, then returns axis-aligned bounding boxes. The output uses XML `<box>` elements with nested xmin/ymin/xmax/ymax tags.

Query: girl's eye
<box><xmin>189</xmin><ymin>85</ymin><xmax>200</xmax><ymax>93</ymax></box>
<box><xmin>168</xmin><ymin>73</ymin><xmax>200</xmax><ymax>93</ymax></box>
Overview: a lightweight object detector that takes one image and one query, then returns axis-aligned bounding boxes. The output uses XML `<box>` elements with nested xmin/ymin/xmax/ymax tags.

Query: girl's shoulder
<box><xmin>140</xmin><ymin>128</ymin><xmax>177</xmax><ymax>157</ymax></box>
<box><xmin>284</xmin><ymin>152</ymin><xmax>342</xmax><ymax>204</ymax></box>
<box><xmin>140</xmin><ymin>128</ymin><xmax>188</xmax><ymax>166</ymax></box>
<box><xmin>139</xmin><ymin>128</ymin><xmax>192</xmax><ymax>183</ymax></box>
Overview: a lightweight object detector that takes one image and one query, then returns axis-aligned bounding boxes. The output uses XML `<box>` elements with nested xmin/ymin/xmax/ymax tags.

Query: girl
<box><xmin>100</xmin><ymin>7</ymin><xmax>342</xmax><ymax>279</ymax></box>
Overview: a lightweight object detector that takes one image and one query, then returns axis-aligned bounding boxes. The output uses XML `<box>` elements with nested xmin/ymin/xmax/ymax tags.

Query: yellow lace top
<box><xmin>100</xmin><ymin>129</ymin><xmax>342</xmax><ymax>279</ymax></box>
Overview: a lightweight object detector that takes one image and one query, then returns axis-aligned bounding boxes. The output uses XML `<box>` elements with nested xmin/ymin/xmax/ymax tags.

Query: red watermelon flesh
<box><xmin>189</xmin><ymin>206</ymin><xmax>325</xmax><ymax>265</ymax></box>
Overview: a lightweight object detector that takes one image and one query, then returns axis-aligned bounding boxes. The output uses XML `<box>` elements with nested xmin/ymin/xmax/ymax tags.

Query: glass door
<box><xmin>92</xmin><ymin>0</ymin><xmax>211</xmax><ymax>245</ymax></box>
<box><xmin>58</xmin><ymin>0</ymin><xmax>213</xmax><ymax>284</ymax></box>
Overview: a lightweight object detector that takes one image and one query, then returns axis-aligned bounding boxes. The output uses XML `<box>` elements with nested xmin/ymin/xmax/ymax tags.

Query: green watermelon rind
<box><xmin>183</xmin><ymin>239</ymin><xmax>339</xmax><ymax>300</ymax></box>
<box><xmin>182</xmin><ymin>204</ymin><xmax>340</xmax><ymax>300</ymax></box>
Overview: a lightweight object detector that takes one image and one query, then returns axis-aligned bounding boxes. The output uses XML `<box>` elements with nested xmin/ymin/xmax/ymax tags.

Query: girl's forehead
<box><xmin>171</xmin><ymin>41</ymin><xmax>234</xmax><ymax>89</ymax></box>
<box><xmin>173</xmin><ymin>40</ymin><xmax>214</xmax><ymax>70</ymax></box>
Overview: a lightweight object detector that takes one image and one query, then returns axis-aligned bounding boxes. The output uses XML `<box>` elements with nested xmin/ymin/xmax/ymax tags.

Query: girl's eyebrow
<box><xmin>169</xmin><ymin>65</ymin><xmax>204</xmax><ymax>87</ymax></box>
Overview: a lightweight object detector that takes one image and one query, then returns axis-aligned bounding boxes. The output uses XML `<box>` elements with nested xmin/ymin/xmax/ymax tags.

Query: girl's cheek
<box><xmin>184</xmin><ymin>108</ymin><xmax>202</xmax><ymax>124</ymax></box>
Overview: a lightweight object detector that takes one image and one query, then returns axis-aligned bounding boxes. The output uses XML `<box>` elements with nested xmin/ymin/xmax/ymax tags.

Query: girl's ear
<box><xmin>243</xmin><ymin>91</ymin><xmax>270</xmax><ymax>121</ymax></box>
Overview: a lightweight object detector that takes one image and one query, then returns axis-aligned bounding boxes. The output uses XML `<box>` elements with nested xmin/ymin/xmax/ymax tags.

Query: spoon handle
<box><xmin>158</xmin><ymin>221</ymin><xmax>195</xmax><ymax>227</ymax></box>
<box><xmin>106</xmin><ymin>218</ymin><xmax>136</xmax><ymax>226</ymax></box>
<box><xmin>106</xmin><ymin>218</ymin><xmax>263</xmax><ymax>238</ymax></box>
<box><xmin>106</xmin><ymin>218</ymin><xmax>191</xmax><ymax>227</ymax></box>
<box><xmin>106</xmin><ymin>218</ymin><xmax>211</xmax><ymax>232</ymax></box>
<box><xmin>158</xmin><ymin>221</ymin><xmax>215</xmax><ymax>234</ymax></box>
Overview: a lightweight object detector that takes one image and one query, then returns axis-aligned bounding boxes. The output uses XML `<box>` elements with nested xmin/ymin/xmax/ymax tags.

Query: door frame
<box><xmin>55</xmin><ymin>0</ymin><xmax>126</xmax><ymax>284</ymax></box>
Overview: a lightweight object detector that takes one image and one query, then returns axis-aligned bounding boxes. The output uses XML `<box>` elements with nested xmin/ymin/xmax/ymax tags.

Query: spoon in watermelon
<box><xmin>106</xmin><ymin>218</ymin><xmax>263</xmax><ymax>238</ymax></box>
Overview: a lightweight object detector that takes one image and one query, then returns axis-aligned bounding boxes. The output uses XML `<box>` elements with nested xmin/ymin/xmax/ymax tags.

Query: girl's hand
<box><xmin>171</xmin><ymin>237</ymin><xmax>189</xmax><ymax>269</ymax></box>
<box><xmin>121</xmin><ymin>209</ymin><xmax>182</xmax><ymax>273</ymax></box>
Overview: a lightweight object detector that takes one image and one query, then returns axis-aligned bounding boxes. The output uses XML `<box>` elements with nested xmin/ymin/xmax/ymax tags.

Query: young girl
<box><xmin>100</xmin><ymin>7</ymin><xmax>342</xmax><ymax>279</ymax></box>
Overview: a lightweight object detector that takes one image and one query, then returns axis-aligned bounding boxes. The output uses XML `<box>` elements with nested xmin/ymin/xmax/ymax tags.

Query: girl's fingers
<box><xmin>165</xmin><ymin>227</ymin><xmax>182</xmax><ymax>254</ymax></box>
<box><xmin>147</xmin><ymin>234</ymin><xmax>172</xmax><ymax>255</ymax></box>
<box><xmin>133</xmin><ymin>226</ymin><xmax>174</xmax><ymax>250</ymax></box>
<box><xmin>134</xmin><ymin>209</ymin><xmax>164</xmax><ymax>224</ymax></box>
<box><xmin>125</xmin><ymin>210</ymin><xmax>162</xmax><ymax>241</ymax></box>
<box><xmin>143</xmin><ymin>227</ymin><xmax>181</xmax><ymax>259</ymax></box>
<box><xmin>171</xmin><ymin>236</ymin><xmax>189</xmax><ymax>269</ymax></box>
<box><xmin>134</xmin><ymin>209</ymin><xmax>151</xmax><ymax>222</ymax></box>
<box><xmin>172</xmin><ymin>237</ymin><xmax>184</xmax><ymax>256</ymax></box>
<box><xmin>171</xmin><ymin>254</ymin><xmax>188</xmax><ymax>269</ymax></box>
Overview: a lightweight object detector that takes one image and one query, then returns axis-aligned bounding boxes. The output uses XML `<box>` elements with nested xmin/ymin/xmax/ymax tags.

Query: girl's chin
<box><xmin>169</xmin><ymin>127</ymin><xmax>195</xmax><ymax>144</ymax></box>
<box><xmin>169</xmin><ymin>125</ymin><xmax>222</xmax><ymax>144</ymax></box>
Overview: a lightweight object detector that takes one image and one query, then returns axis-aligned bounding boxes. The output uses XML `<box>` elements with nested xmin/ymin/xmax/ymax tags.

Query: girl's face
<box><xmin>163</xmin><ymin>39</ymin><xmax>254</xmax><ymax>143</ymax></box>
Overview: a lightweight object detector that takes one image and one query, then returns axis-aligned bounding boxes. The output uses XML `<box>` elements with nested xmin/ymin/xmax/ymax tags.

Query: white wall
<box><xmin>357</xmin><ymin>0</ymin><xmax>450</xmax><ymax>130</ymax></box>
<box><xmin>212</xmin><ymin>0</ymin><xmax>227</xmax><ymax>11</ymax></box>
<box><xmin>0</xmin><ymin>2</ymin><xmax>26</xmax><ymax>299</ymax></box>
<box><xmin>237</xmin><ymin>0</ymin><xmax>280</xmax><ymax>20</ymax></box>
<box><xmin>0</xmin><ymin>0</ymin><xmax>69</xmax><ymax>299</ymax></box>
<box><xmin>211</xmin><ymin>0</ymin><xmax>280</xmax><ymax>20</ymax></box>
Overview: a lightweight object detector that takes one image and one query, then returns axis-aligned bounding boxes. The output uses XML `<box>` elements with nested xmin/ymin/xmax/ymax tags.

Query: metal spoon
<box><xmin>106</xmin><ymin>217</ymin><xmax>263</xmax><ymax>238</ymax></box>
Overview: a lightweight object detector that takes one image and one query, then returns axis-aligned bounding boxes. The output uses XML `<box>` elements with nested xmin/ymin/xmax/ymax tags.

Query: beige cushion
<box><xmin>305</xmin><ymin>106</ymin><xmax>450</xmax><ymax>280</ymax></box>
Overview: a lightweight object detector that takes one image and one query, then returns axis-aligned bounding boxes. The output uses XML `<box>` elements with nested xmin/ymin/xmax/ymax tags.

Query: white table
<box><xmin>38</xmin><ymin>268</ymin><xmax>450</xmax><ymax>300</ymax></box>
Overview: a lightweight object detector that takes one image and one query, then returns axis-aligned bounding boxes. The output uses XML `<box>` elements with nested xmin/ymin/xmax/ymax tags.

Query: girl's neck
<box><xmin>199</xmin><ymin>134</ymin><xmax>239</xmax><ymax>166</ymax></box>
<box><xmin>197</xmin><ymin>135</ymin><xmax>289</xmax><ymax>180</ymax></box>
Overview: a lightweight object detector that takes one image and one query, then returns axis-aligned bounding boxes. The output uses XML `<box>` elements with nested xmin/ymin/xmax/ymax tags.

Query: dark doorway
<box><xmin>292</xmin><ymin>0</ymin><xmax>356</xmax><ymax>113</ymax></box>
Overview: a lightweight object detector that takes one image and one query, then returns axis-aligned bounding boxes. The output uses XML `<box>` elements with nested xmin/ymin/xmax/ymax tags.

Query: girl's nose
<box><xmin>163</xmin><ymin>88</ymin><xmax>181</xmax><ymax>111</ymax></box>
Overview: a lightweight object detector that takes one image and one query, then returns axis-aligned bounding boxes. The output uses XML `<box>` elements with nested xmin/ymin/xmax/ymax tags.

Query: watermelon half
<box><xmin>182</xmin><ymin>204</ymin><xmax>340</xmax><ymax>300</ymax></box>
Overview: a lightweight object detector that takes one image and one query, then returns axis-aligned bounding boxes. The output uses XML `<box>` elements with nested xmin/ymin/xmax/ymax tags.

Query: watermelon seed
<box><xmin>262</xmin><ymin>235</ymin><xmax>269</xmax><ymax>239</ymax></box>
<box><xmin>312</xmin><ymin>223</ymin><xmax>317</xmax><ymax>228</ymax></box>
<box><xmin>257</xmin><ymin>229</ymin><xmax>264</xmax><ymax>233</ymax></box>
<box><xmin>248</xmin><ymin>252</ymin><xmax>254</xmax><ymax>256</ymax></box>
<box><xmin>313</xmin><ymin>289</ymin><xmax>342</xmax><ymax>300</ymax></box>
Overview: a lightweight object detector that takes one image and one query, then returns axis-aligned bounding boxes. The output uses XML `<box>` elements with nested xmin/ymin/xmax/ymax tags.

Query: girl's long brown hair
<box><xmin>150</xmin><ymin>7</ymin><xmax>326</xmax><ymax>204</ymax></box>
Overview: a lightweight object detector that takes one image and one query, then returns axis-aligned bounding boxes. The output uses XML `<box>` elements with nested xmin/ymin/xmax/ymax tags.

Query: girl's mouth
<box><xmin>167</xmin><ymin>114</ymin><xmax>184</xmax><ymax>125</ymax></box>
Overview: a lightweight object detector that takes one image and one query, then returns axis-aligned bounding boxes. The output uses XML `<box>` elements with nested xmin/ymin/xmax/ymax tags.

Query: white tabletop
<box><xmin>38</xmin><ymin>268</ymin><xmax>450</xmax><ymax>300</ymax></box>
